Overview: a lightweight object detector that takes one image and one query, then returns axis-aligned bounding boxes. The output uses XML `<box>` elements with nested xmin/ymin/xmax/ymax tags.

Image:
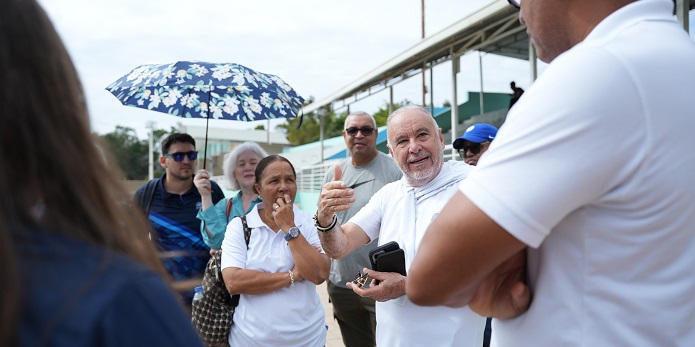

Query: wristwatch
<box><xmin>284</xmin><ymin>226</ymin><xmax>301</xmax><ymax>241</ymax></box>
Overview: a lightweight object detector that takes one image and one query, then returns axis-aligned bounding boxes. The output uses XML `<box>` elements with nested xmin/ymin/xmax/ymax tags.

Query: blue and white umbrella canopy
<box><xmin>107</xmin><ymin>61</ymin><xmax>304</xmax><ymax>167</ymax></box>
<box><xmin>107</xmin><ymin>61</ymin><xmax>304</xmax><ymax>122</ymax></box>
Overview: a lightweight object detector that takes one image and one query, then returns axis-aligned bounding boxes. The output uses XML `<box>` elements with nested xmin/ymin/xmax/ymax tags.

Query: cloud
<box><xmin>38</xmin><ymin>0</ymin><xmax>528</xmax><ymax>138</ymax></box>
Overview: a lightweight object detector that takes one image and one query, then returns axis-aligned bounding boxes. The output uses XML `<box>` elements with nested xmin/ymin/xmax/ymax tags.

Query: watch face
<box><xmin>289</xmin><ymin>227</ymin><xmax>299</xmax><ymax>237</ymax></box>
<box><xmin>285</xmin><ymin>227</ymin><xmax>300</xmax><ymax>241</ymax></box>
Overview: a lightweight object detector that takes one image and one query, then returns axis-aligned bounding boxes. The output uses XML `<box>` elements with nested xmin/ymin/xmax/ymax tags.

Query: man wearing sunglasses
<box><xmin>135</xmin><ymin>133</ymin><xmax>225</xmax><ymax>309</ymax></box>
<box><xmin>452</xmin><ymin>123</ymin><xmax>498</xmax><ymax>166</ymax></box>
<box><xmin>408</xmin><ymin>0</ymin><xmax>695</xmax><ymax>346</ymax></box>
<box><xmin>322</xmin><ymin>111</ymin><xmax>401</xmax><ymax>347</ymax></box>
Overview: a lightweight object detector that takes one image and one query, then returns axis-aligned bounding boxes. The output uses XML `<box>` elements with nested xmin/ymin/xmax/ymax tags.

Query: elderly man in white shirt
<box><xmin>315</xmin><ymin>105</ymin><xmax>485</xmax><ymax>347</ymax></box>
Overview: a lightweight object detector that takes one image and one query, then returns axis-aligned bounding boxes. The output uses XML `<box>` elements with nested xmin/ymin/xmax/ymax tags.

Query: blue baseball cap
<box><xmin>452</xmin><ymin>123</ymin><xmax>498</xmax><ymax>149</ymax></box>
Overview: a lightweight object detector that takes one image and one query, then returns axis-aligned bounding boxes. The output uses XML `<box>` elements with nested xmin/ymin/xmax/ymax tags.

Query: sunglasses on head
<box><xmin>164</xmin><ymin>151</ymin><xmax>198</xmax><ymax>162</ymax></box>
<box><xmin>457</xmin><ymin>143</ymin><xmax>483</xmax><ymax>158</ymax></box>
<box><xmin>345</xmin><ymin>127</ymin><xmax>375</xmax><ymax>137</ymax></box>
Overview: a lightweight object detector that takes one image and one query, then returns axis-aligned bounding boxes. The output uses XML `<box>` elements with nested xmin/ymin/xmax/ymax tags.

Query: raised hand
<box><xmin>316</xmin><ymin>165</ymin><xmax>355</xmax><ymax>226</ymax></box>
<box><xmin>193</xmin><ymin>169</ymin><xmax>212</xmax><ymax>197</ymax></box>
<box><xmin>272</xmin><ymin>193</ymin><xmax>295</xmax><ymax>231</ymax></box>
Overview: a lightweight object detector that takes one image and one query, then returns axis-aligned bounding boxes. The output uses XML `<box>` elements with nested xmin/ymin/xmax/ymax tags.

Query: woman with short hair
<box><xmin>194</xmin><ymin>142</ymin><xmax>267</xmax><ymax>249</ymax></box>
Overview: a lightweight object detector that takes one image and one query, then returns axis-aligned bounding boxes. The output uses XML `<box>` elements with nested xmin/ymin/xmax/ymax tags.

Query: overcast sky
<box><xmin>37</xmin><ymin>0</ymin><xmax>694</xmax><ymax>139</ymax></box>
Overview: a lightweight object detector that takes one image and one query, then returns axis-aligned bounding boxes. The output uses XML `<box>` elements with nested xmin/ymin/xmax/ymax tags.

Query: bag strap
<box><xmin>228</xmin><ymin>216</ymin><xmax>251</xmax><ymax>308</ymax></box>
<box><xmin>225</xmin><ymin>198</ymin><xmax>233</xmax><ymax>220</ymax></box>
<box><xmin>240</xmin><ymin>215</ymin><xmax>251</xmax><ymax>249</ymax></box>
<box><xmin>138</xmin><ymin>179</ymin><xmax>158</xmax><ymax>217</ymax></box>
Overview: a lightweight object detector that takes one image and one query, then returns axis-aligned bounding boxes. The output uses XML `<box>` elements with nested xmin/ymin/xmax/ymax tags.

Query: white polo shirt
<box><xmin>352</xmin><ymin>161</ymin><xmax>485</xmax><ymax>347</ymax></box>
<box><xmin>461</xmin><ymin>0</ymin><xmax>695</xmax><ymax>345</ymax></box>
<box><xmin>221</xmin><ymin>204</ymin><xmax>326</xmax><ymax>347</ymax></box>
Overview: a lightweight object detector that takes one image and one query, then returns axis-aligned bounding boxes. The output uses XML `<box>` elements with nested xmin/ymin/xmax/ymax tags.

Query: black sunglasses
<box><xmin>457</xmin><ymin>143</ymin><xmax>483</xmax><ymax>158</ymax></box>
<box><xmin>164</xmin><ymin>151</ymin><xmax>198</xmax><ymax>162</ymax></box>
<box><xmin>507</xmin><ymin>0</ymin><xmax>520</xmax><ymax>9</ymax></box>
<box><xmin>345</xmin><ymin>127</ymin><xmax>375</xmax><ymax>137</ymax></box>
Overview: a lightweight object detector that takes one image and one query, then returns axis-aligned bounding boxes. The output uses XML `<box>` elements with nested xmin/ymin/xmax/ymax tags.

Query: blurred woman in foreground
<box><xmin>0</xmin><ymin>0</ymin><xmax>203</xmax><ymax>346</ymax></box>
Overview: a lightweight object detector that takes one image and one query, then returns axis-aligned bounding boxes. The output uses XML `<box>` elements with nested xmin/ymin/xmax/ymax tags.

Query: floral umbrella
<box><xmin>106</xmin><ymin>61</ymin><xmax>304</xmax><ymax>166</ymax></box>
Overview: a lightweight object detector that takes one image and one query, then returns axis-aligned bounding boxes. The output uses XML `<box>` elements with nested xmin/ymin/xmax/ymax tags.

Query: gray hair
<box><xmin>344</xmin><ymin>111</ymin><xmax>377</xmax><ymax>129</ymax></box>
<box><xmin>386</xmin><ymin>105</ymin><xmax>437</xmax><ymax>144</ymax></box>
<box><xmin>223</xmin><ymin>142</ymin><xmax>268</xmax><ymax>190</ymax></box>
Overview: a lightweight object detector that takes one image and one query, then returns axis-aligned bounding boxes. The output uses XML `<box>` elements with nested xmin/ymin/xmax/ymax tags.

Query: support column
<box><xmin>429</xmin><ymin>64</ymin><xmax>434</xmax><ymax>114</ymax></box>
<box><xmin>319</xmin><ymin>107</ymin><xmax>325</xmax><ymax>164</ymax></box>
<box><xmin>676</xmin><ymin>0</ymin><xmax>690</xmax><ymax>33</ymax></box>
<box><xmin>529</xmin><ymin>41</ymin><xmax>538</xmax><ymax>82</ymax></box>
<box><xmin>478</xmin><ymin>51</ymin><xmax>484</xmax><ymax>115</ymax></box>
<box><xmin>451</xmin><ymin>49</ymin><xmax>459</xmax><ymax>141</ymax></box>
<box><xmin>147</xmin><ymin>121</ymin><xmax>155</xmax><ymax>180</ymax></box>
<box><xmin>389</xmin><ymin>86</ymin><xmax>394</xmax><ymax>115</ymax></box>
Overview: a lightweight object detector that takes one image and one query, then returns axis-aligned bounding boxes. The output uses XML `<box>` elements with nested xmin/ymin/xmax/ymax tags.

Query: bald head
<box><xmin>386</xmin><ymin>105</ymin><xmax>445</xmax><ymax>187</ymax></box>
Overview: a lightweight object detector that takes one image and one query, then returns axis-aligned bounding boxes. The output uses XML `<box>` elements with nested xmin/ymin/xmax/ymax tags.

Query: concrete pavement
<box><xmin>317</xmin><ymin>281</ymin><xmax>346</xmax><ymax>347</ymax></box>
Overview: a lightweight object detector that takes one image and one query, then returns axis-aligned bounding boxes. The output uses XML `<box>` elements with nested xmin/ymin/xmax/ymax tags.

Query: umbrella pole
<box><xmin>203</xmin><ymin>112</ymin><xmax>209</xmax><ymax>170</ymax></box>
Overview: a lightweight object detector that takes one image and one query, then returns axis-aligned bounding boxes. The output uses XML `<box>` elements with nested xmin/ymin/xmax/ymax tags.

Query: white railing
<box><xmin>296</xmin><ymin>160</ymin><xmax>339</xmax><ymax>193</ymax></box>
<box><xmin>296</xmin><ymin>147</ymin><xmax>461</xmax><ymax>193</ymax></box>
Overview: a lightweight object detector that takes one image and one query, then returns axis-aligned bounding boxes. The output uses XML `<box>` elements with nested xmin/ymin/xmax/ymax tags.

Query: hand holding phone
<box><xmin>369</xmin><ymin>241</ymin><xmax>407</xmax><ymax>277</ymax></box>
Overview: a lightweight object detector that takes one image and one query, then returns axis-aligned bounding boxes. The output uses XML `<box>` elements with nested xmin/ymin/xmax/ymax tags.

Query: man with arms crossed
<box><xmin>407</xmin><ymin>0</ymin><xmax>695</xmax><ymax>345</ymax></box>
<box><xmin>323</xmin><ymin>111</ymin><xmax>401</xmax><ymax>347</ymax></box>
<box><xmin>316</xmin><ymin>105</ymin><xmax>484</xmax><ymax>346</ymax></box>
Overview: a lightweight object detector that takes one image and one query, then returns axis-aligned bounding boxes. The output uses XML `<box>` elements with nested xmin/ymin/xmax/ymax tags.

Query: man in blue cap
<box><xmin>452</xmin><ymin>123</ymin><xmax>498</xmax><ymax>166</ymax></box>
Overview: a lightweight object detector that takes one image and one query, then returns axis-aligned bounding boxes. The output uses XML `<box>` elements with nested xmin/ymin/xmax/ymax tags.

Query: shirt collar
<box><xmin>157</xmin><ymin>173</ymin><xmax>198</xmax><ymax>200</ymax></box>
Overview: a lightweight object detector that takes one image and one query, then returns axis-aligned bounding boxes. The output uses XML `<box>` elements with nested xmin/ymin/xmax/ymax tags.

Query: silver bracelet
<box><xmin>313</xmin><ymin>213</ymin><xmax>338</xmax><ymax>232</ymax></box>
<box><xmin>288</xmin><ymin>270</ymin><xmax>295</xmax><ymax>289</ymax></box>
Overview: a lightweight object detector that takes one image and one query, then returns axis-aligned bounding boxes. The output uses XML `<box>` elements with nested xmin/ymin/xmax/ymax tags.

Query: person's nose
<box><xmin>278</xmin><ymin>180</ymin><xmax>288</xmax><ymax>192</ymax></box>
<box><xmin>465</xmin><ymin>148</ymin><xmax>476</xmax><ymax>158</ymax></box>
<box><xmin>519</xmin><ymin>9</ymin><xmax>525</xmax><ymax>25</ymax></box>
<box><xmin>408</xmin><ymin>140</ymin><xmax>421</xmax><ymax>153</ymax></box>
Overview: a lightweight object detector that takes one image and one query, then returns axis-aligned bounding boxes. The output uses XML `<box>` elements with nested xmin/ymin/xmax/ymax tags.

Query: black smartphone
<box><xmin>368</xmin><ymin>241</ymin><xmax>407</xmax><ymax>277</ymax></box>
<box><xmin>369</xmin><ymin>241</ymin><xmax>400</xmax><ymax>269</ymax></box>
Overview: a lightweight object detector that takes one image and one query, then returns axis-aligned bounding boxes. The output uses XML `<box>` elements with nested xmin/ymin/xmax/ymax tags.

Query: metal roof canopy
<box><xmin>302</xmin><ymin>0</ymin><xmax>694</xmax><ymax>115</ymax></box>
<box><xmin>302</xmin><ymin>0</ymin><xmax>527</xmax><ymax>114</ymax></box>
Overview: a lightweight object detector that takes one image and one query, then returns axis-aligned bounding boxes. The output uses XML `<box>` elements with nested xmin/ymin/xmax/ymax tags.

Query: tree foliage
<box><xmin>277</xmin><ymin>97</ymin><xmax>417</xmax><ymax>146</ymax></box>
<box><xmin>100</xmin><ymin>126</ymin><xmax>176</xmax><ymax>180</ymax></box>
<box><xmin>372</xmin><ymin>99</ymin><xmax>410</xmax><ymax>127</ymax></box>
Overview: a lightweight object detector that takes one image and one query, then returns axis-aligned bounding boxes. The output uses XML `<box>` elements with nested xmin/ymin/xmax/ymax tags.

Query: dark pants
<box><xmin>483</xmin><ymin>318</ymin><xmax>492</xmax><ymax>347</ymax></box>
<box><xmin>327</xmin><ymin>281</ymin><xmax>377</xmax><ymax>347</ymax></box>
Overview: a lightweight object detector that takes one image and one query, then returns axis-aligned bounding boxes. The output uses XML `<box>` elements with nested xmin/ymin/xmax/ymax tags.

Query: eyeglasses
<box><xmin>164</xmin><ymin>151</ymin><xmax>198</xmax><ymax>162</ymax></box>
<box><xmin>345</xmin><ymin>127</ymin><xmax>375</xmax><ymax>137</ymax></box>
<box><xmin>457</xmin><ymin>143</ymin><xmax>483</xmax><ymax>158</ymax></box>
<box><xmin>507</xmin><ymin>0</ymin><xmax>520</xmax><ymax>9</ymax></box>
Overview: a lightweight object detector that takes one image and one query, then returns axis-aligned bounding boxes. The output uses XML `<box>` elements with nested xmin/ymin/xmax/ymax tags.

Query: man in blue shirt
<box><xmin>134</xmin><ymin>133</ymin><xmax>224</xmax><ymax>306</ymax></box>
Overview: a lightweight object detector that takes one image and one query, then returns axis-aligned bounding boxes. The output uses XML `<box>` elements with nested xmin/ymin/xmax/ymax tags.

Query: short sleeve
<box><xmin>221</xmin><ymin>217</ymin><xmax>247</xmax><ymax>270</ymax></box>
<box><xmin>196</xmin><ymin>198</ymin><xmax>229</xmax><ymax>249</ymax></box>
<box><xmin>349</xmin><ymin>186</ymin><xmax>387</xmax><ymax>242</ymax></box>
<box><xmin>460</xmin><ymin>47</ymin><xmax>646</xmax><ymax>248</ymax></box>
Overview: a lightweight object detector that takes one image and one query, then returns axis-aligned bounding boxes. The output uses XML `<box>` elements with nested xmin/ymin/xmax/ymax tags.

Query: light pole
<box><xmin>146</xmin><ymin>121</ymin><xmax>155</xmax><ymax>180</ymax></box>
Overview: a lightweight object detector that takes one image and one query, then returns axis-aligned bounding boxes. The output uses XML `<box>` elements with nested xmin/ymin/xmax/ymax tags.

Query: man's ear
<box><xmin>438</xmin><ymin>128</ymin><xmax>445</xmax><ymax>150</ymax></box>
<box><xmin>159</xmin><ymin>156</ymin><xmax>167</xmax><ymax>169</ymax></box>
<box><xmin>387</xmin><ymin>143</ymin><xmax>394</xmax><ymax>157</ymax></box>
